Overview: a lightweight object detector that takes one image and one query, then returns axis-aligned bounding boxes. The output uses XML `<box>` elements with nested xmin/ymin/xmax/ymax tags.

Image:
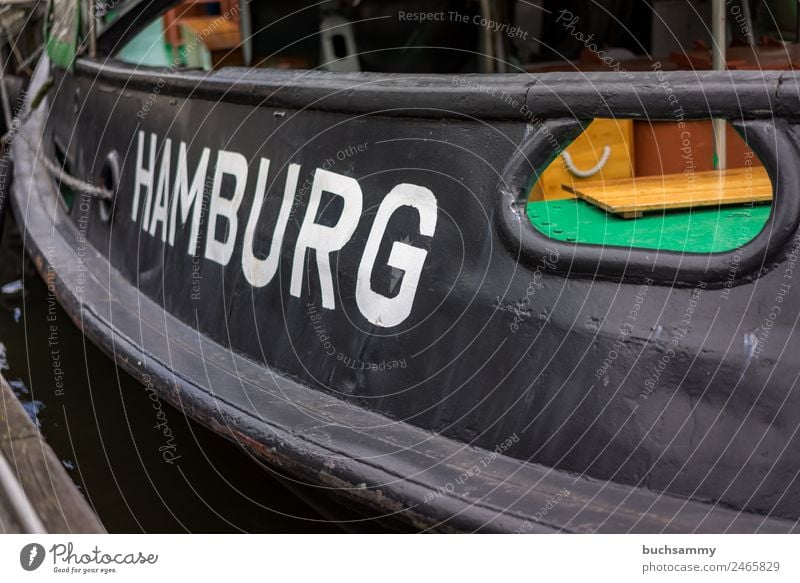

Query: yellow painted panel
<box><xmin>531</xmin><ymin>119</ymin><xmax>634</xmax><ymax>201</ymax></box>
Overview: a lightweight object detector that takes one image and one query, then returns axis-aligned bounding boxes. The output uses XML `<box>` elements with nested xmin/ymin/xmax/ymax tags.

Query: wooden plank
<box><xmin>0</xmin><ymin>375</ymin><xmax>105</xmax><ymax>533</ymax></box>
<box><xmin>566</xmin><ymin>167</ymin><xmax>772</xmax><ymax>218</ymax></box>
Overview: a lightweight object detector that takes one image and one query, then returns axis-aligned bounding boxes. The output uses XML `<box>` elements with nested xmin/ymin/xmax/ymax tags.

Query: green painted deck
<box><xmin>527</xmin><ymin>198</ymin><xmax>771</xmax><ymax>253</ymax></box>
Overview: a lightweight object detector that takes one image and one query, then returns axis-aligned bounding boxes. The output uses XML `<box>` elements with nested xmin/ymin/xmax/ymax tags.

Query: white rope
<box><xmin>18</xmin><ymin>128</ymin><xmax>114</xmax><ymax>199</ymax></box>
<box><xmin>562</xmin><ymin>145</ymin><xmax>612</xmax><ymax>179</ymax></box>
<box><xmin>0</xmin><ymin>65</ymin><xmax>112</xmax><ymax>199</ymax></box>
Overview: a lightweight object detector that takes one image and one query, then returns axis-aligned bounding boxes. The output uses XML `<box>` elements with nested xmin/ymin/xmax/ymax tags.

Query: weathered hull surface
<box><xmin>11</xmin><ymin>56</ymin><xmax>800</xmax><ymax>531</ymax></box>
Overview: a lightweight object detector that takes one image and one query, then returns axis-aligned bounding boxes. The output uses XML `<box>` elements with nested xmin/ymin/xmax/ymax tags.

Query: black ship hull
<box><xmin>10</xmin><ymin>49</ymin><xmax>800</xmax><ymax>531</ymax></box>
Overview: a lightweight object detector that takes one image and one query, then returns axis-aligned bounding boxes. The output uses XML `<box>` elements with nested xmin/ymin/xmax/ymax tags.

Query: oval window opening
<box><xmin>526</xmin><ymin>119</ymin><xmax>772</xmax><ymax>254</ymax></box>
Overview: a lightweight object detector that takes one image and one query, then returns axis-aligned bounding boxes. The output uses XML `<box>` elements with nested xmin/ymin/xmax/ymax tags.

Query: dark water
<box><xmin>0</xmin><ymin>212</ymin><xmax>401</xmax><ymax>533</ymax></box>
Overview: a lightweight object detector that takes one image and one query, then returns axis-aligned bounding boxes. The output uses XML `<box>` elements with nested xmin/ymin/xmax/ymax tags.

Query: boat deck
<box><xmin>527</xmin><ymin>199</ymin><xmax>772</xmax><ymax>253</ymax></box>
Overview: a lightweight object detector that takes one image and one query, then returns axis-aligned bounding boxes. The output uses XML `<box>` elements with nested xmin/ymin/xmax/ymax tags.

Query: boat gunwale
<box><xmin>71</xmin><ymin>55</ymin><xmax>800</xmax><ymax>290</ymax></box>
<box><xmin>73</xmin><ymin>57</ymin><xmax>799</xmax><ymax>121</ymax></box>
<box><xmin>11</xmin><ymin>61</ymin><xmax>800</xmax><ymax>532</ymax></box>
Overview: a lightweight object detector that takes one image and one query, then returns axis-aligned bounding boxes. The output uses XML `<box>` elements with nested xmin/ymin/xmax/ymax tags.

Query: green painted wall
<box><xmin>118</xmin><ymin>19</ymin><xmax>173</xmax><ymax>67</ymax></box>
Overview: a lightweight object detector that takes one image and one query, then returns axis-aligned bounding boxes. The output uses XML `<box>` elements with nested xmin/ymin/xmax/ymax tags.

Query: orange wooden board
<box><xmin>565</xmin><ymin>167</ymin><xmax>772</xmax><ymax>219</ymax></box>
<box><xmin>534</xmin><ymin>119</ymin><xmax>634</xmax><ymax>202</ymax></box>
<box><xmin>180</xmin><ymin>17</ymin><xmax>240</xmax><ymax>51</ymax></box>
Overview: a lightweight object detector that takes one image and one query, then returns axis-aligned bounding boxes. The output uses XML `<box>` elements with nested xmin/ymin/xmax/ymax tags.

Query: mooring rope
<box><xmin>562</xmin><ymin>145</ymin><xmax>613</xmax><ymax>179</ymax></box>
<box><xmin>0</xmin><ymin>64</ymin><xmax>113</xmax><ymax>199</ymax></box>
